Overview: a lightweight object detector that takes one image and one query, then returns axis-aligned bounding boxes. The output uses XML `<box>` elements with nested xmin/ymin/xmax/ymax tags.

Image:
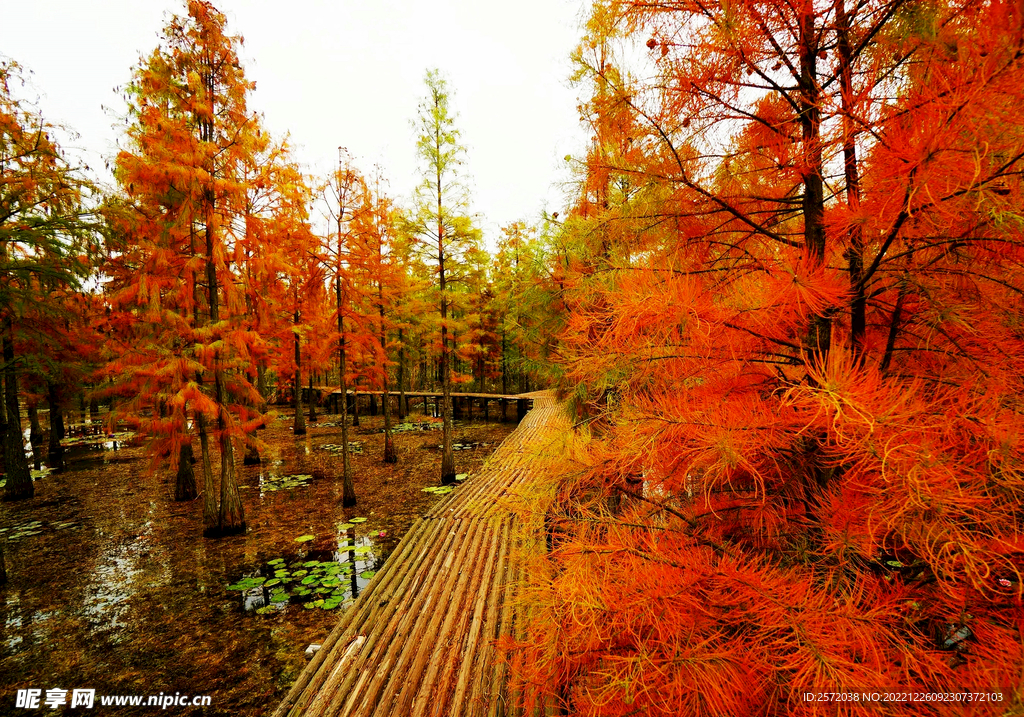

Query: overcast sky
<box><xmin>1</xmin><ymin>0</ymin><xmax>590</xmax><ymax>241</ymax></box>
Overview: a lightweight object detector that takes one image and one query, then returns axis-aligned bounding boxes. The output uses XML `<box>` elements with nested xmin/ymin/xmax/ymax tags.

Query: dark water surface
<box><xmin>0</xmin><ymin>412</ymin><xmax>516</xmax><ymax>715</ymax></box>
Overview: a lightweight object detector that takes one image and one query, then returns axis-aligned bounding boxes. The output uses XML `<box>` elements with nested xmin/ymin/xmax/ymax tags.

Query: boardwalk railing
<box><xmin>321</xmin><ymin>390</ymin><xmax>533</xmax><ymax>423</ymax></box>
<box><xmin>273</xmin><ymin>391</ymin><xmax>571</xmax><ymax>717</ymax></box>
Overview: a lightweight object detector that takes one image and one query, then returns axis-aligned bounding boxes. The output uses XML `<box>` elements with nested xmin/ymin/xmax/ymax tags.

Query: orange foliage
<box><xmin>512</xmin><ymin>0</ymin><xmax>1024</xmax><ymax>714</ymax></box>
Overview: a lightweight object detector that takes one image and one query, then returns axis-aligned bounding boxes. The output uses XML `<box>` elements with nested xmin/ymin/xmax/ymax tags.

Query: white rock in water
<box><xmin>304</xmin><ymin>644</ymin><xmax>322</xmax><ymax>659</ymax></box>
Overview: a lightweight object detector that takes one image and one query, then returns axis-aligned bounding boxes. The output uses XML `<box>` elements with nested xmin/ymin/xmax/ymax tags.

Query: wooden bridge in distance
<box><xmin>273</xmin><ymin>390</ymin><xmax>569</xmax><ymax>717</ymax></box>
<box><xmin>321</xmin><ymin>389</ymin><xmax>534</xmax><ymax>423</ymax></box>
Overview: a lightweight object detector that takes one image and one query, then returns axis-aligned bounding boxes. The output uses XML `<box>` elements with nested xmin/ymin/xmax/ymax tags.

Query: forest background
<box><xmin>2</xmin><ymin>0</ymin><xmax>1024</xmax><ymax>716</ymax></box>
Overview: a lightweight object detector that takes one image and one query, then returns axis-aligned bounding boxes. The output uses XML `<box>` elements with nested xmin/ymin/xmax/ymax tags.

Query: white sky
<box><xmin>1</xmin><ymin>0</ymin><xmax>591</xmax><ymax>242</ymax></box>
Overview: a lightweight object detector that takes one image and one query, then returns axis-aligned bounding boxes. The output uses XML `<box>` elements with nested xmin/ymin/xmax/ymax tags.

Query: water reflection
<box><xmin>81</xmin><ymin>517</ymin><xmax>168</xmax><ymax>641</ymax></box>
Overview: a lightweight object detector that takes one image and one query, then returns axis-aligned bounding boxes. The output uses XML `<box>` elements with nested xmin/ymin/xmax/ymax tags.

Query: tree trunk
<box><xmin>0</xmin><ymin>369</ymin><xmax>7</xmax><ymax>481</ymax></box>
<box><xmin>198</xmin><ymin>407</ymin><xmax>218</xmax><ymax>535</ymax></box>
<box><xmin>2</xmin><ymin>317</ymin><xmax>32</xmax><ymax>500</ymax></box>
<box><xmin>419</xmin><ymin>344</ymin><xmax>427</xmax><ymax>392</ymax></box>
<box><xmin>46</xmin><ymin>382</ymin><xmax>65</xmax><ymax>470</ymax></box>
<box><xmin>438</xmin><ymin>193</ymin><xmax>455</xmax><ymax>485</ymax></box>
<box><xmin>28</xmin><ymin>403</ymin><xmax>43</xmax><ymax>471</ymax></box>
<box><xmin>501</xmin><ymin>327</ymin><xmax>508</xmax><ymax>395</ymax></box>
<box><xmin>798</xmin><ymin>13</ymin><xmax>832</xmax><ymax>498</ymax></box>
<box><xmin>880</xmin><ymin>282</ymin><xmax>908</xmax><ymax>376</ymax></box>
<box><xmin>244</xmin><ymin>368</ymin><xmax>262</xmax><ymax>465</ymax></box>
<box><xmin>175</xmin><ymin>442</ymin><xmax>198</xmax><ymax>501</ymax></box>
<box><xmin>397</xmin><ymin>327</ymin><xmax>407</xmax><ymax>420</ymax></box>
<box><xmin>380</xmin><ymin>293</ymin><xmax>396</xmax><ymax>464</ymax></box>
<box><xmin>256</xmin><ymin>362</ymin><xmax>268</xmax><ymax>430</ymax></box>
<box><xmin>191</xmin><ymin>221</ymin><xmax>219</xmax><ymax>536</ymax></box>
<box><xmin>308</xmin><ymin>374</ymin><xmax>317</xmax><ymax>424</ymax></box>
<box><xmin>204</xmin><ymin>162</ymin><xmax>244</xmax><ymax>535</ymax></box>
<box><xmin>836</xmin><ymin>0</ymin><xmax>866</xmax><ymax>357</ymax></box>
<box><xmin>210</xmin><ymin>319</ymin><xmax>244</xmax><ymax>532</ymax></box>
<box><xmin>337</xmin><ymin>276</ymin><xmax>357</xmax><ymax>507</ymax></box>
<box><xmin>216</xmin><ymin>400</ymin><xmax>245</xmax><ymax>535</ymax></box>
<box><xmin>799</xmin><ymin>8</ymin><xmax>830</xmax><ymax>364</ymax></box>
<box><xmin>352</xmin><ymin>380</ymin><xmax>360</xmax><ymax>427</ymax></box>
<box><xmin>293</xmin><ymin>316</ymin><xmax>306</xmax><ymax>436</ymax></box>
<box><xmin>211</xmin><ymin>270</ymin><xmax>244</xmax><ymax>534</ymax></box>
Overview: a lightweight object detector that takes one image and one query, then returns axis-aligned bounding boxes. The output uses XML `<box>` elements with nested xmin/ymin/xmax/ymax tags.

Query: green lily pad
<box><xmin>360</xmin><ymin>570</ymin><xmax>376</xmax><ymax>580</ymax></box>
<box><xmin>455</xmin><ymin>473</ymin><xmax>468</xmax><ymax>481</ymax></box>
<box><xmin>349</xmin><ymin>517</ymin><xmax>368</xmax><ymax>524</ymax></box>
<box><xmin>264</xmin><ymin>578</ymin><xmax>281</xmax><ymax>587</ymax></box>
<box><xmin>294</xmin><ymin>534</ymin><xmax>315</xmax><ymax>543</ymax></box>
<box><xmin>301</xmin><ymin>576</ymin><xmax>318</xmax><ymax>585</ymax></box>
<box><xmin>267</xmin><ymin>558</ymin><xmax>284</xmax><ymax>565</ymax></box>
<box><xmin>337</xmin><ymin>523</ymin><xmax>355</xmax><ymax>531</ymax></box>
<box><xmin>270</xmin><ymin>592</ymin><xmax>290</xmax><ymax>603</ymax></box>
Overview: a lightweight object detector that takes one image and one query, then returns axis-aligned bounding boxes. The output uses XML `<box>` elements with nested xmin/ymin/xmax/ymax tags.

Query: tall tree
<box><xmin>351</xmin><ymin>171</ymin><xmax>403</xmax><ymax>463</ymax></box>
<box><xmin>320</xmin><ymin>150</ymin><xmax>362</xmax><ymax>507</ymax></box>
<box><xmin>409</xmin><ymin>70</ymin><xmax>481</xmax><ymax>484</ymax></box>
<box><xmin>110</xmin><ymin>0</ymin><xmax>257</xmax><ymax>535</ymax></box>
<box><xmin>0</xmin><ymin>60</ymin><xmax>94</xmax><ymax>500</ymax></box>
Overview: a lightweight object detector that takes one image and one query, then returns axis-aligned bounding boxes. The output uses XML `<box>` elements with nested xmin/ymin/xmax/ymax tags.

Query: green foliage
<box><xmin>227</xmin><ymin>547</ymin><xmax>377</xmax><ymax>613</ymax></box>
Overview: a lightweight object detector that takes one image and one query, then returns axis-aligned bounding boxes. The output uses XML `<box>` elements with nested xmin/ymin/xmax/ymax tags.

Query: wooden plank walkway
<box><xmin>273</xmin><ymin>391</ymin><xmax>570</xmax><ymax>717</ymax></box>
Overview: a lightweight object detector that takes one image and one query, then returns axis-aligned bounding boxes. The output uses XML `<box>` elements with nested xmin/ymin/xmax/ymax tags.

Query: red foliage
<box><xmin>512</xmin><ymin>0</ymin><xmax>1024</xmax><ymax>714</ymax></box>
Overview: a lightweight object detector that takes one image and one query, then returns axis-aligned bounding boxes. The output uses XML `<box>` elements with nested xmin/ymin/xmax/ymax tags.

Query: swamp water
<box><xmin>0</xmin><ymin>412</ymin><xmax>516</xmax><ymax>715</ymax></box>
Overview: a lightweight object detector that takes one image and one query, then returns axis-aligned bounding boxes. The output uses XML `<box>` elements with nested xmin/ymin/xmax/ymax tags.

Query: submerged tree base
<box><xmin>175</xmin><ymin>444</ymin><xmax>198</xmax><ymax>501</ymax></box>
<box><xmin>2</xmin><ymin>482</ymin><xmax>34</xmax><ymax>501</ymax></box>
<box><xmin>204</xmin><ymin>522</ymin><xmax>248</xmax><ymax>539</ymax></box>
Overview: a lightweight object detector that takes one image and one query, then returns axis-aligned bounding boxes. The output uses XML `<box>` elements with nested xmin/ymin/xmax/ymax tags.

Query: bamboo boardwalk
<box><xmin>273</xmin><ymin>390</ymin><xmax>570</xmax><ymax>717</ymax></box>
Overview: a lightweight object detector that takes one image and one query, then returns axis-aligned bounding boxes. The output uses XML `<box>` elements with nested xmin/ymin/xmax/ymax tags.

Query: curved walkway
<box><xmin>273</xmin><ymin>391</ymin><xmax>571</xmax><ymax>717</ymax></box>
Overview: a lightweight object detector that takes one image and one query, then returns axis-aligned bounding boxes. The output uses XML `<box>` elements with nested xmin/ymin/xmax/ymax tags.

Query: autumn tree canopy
<box><xmin>510</xmin><ymin>0</ymin><xmax>1024</xmax><ymax>714</ymax></box>
<box><xmin>0</xmin><ymin>59</ymin><xmax>95</xmax><ymax>501</ymax></box>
